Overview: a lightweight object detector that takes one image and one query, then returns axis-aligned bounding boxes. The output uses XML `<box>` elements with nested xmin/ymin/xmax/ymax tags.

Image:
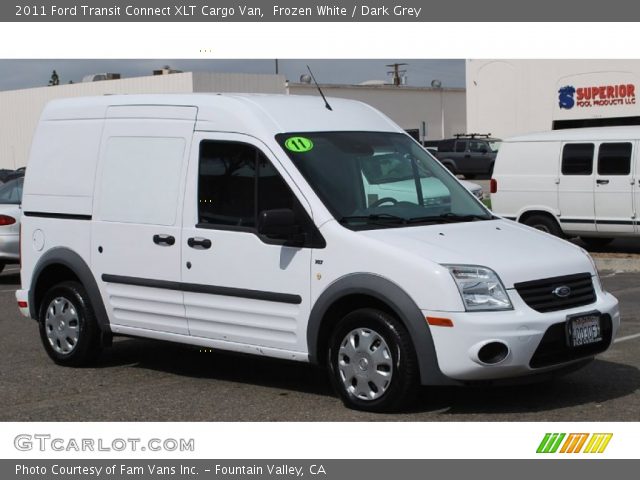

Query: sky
<box><xmin>0</xmin><ymin>59</ymin><xmax>465</xmax><ymax>91</ymax></box>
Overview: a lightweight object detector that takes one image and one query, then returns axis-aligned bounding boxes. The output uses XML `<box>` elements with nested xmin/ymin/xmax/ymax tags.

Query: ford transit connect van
<box><xmin>17</xmin><ymin>95</ymin><xmax>620</xmax><ymax>412</ymax></box>
<box><xmin>492</xmin><ymin>126</ymin><xmax>640</xmax><ymax>248</ymax></box>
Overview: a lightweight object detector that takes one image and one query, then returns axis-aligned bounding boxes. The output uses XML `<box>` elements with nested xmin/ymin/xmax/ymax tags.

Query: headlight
<box><xmin>444</xmin><ymin>265</ymin><xmax>513</xmax><ymax>311</ymax></box>
<box><xmin>580</xmin><ymin>248</ymin><xmax>604</xmax><ymax>293</ymax></box>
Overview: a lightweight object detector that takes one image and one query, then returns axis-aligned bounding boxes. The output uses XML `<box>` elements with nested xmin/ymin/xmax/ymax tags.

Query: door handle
<box><xmin>596</xmin><ymin>179</ymin><xmax>610</xmax><ymax>185</ymax></box>
<box><xmin>188</xmin><ymin>237</ymin><xmax>212</xmax><ymax>250</ymax></box>
<box><xmin>153</xmin><ymin>234</ymin><xmax>175</xmax><ymax>246</ymax></box>
<box><xmin>464</xmin><ymin>154</ymin><xmax>471</xmax><ymax>158</ymax></box>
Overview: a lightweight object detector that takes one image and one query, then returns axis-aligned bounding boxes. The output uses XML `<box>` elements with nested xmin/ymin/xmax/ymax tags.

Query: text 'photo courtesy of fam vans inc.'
<box><xmin>16</xmin><ymin>94</ymin><xmax>620</xmax><ymax>412</ymax></box>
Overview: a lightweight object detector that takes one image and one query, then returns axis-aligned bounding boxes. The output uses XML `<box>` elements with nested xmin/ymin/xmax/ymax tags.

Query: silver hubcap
<box><xmin>338</xmin><ymin>328</ymin><xmax>394</xmax><ymax>401</ymax></box>
<box><xmin>45</xmin><ymin>297</ymin><xmax>80</xmax><ymax>355</ymax></box>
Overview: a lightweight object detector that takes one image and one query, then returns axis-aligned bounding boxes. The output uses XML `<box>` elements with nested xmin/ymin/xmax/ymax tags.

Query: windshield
<box><xmin>276</xmin><ymin>132</ymin><xmax>492</xmax><ymax>230</ymax></box>
<box><xmin>0</xmin><ymin>177</ymin><xmax>23</xmax><ymax>205</ymax></box>
<box><xmin>488</xmin><ymin>141</ymin><xmax>501</xmax><ymax>152</ymax></box>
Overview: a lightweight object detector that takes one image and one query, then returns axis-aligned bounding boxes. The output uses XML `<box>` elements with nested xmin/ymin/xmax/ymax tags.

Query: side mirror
<box><xmin>258</xmin><ymin>208</ymin><xmax>299</xmax><ymax>239</ymax></box>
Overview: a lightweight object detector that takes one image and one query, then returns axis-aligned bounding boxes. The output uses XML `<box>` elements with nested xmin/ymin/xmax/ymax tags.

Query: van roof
<box><xmin>505</xmin><ymin>126</ymin><xmax>640</xmax><ymax>143</ymax></box>
<box><xmin>40</xmin><ymin>93</ymin><xmax>401</xmax><ymax>135</ymax></box>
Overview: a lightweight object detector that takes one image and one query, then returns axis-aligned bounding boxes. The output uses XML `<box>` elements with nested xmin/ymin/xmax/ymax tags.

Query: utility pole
<box><xmin>386</xmin><ymin>62</ymin><xmax>407</xmax><ymax>86</ymax></box>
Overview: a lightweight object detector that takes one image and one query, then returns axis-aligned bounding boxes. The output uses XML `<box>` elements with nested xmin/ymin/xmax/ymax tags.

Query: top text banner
<box><xmin>5</xmin><ymin>0</ymin><xmax>640</xmax><ymax>22</ymax></box>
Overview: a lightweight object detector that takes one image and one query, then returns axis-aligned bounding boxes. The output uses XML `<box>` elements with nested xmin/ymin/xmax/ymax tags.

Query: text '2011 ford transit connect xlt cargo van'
<box><xmin>17</xmin><ymin>95</ymin><xmax>620</xmax><ymax>412</ymax></box>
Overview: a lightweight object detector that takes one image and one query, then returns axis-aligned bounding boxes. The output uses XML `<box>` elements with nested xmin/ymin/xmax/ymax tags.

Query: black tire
<box><xmin>38</xmin><ymin>281</ymin><xmax>102</xmax><ymax>366</ymax></box>
<box><xmin>442</xmin><ymin>162</ymin><xmax>457</xmax><ymax>175</ymax></box>
<box><xmin>581</xmin><ymin>237</ymin><xmax>614</xmax><ymax>249</ymax></box>
<box><xmin>327</xmin><ymin>308</ymin><xmax>418</xmax><ymax>412</ymax></box>
<box><xmin>522</xmin><ymin>214</ymin><xmax>563</xmax><ymax>237</ymax></box>
<box><xmin>0</xmin><ymin>263</ymin><xmax>4</xmax><ymax>275</ymax></box>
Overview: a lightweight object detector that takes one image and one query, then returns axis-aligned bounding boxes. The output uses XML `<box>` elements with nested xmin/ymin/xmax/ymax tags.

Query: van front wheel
<box><xmin>522</xmin><ymin>214</ymin><xmax>563</xmax><ymax>237</ymax></box>
<box><xmin>38</xmin><ymin>281</ymin><xmax>101</xmax><ymax>366</ymax></box>
<box><xmin>327</xmin><ymin>308</ymin><xmax>418</xmax><ymax>412</ymax></box>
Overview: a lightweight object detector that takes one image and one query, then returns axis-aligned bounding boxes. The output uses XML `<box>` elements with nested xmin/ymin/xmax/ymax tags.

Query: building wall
<box><xmin>0</xmin><ymin>72</ymin><xmax>287</xmax><ymax>169</ymax></box>
<box><xmin>193</xmin><ymin>72</ymin><xmax>286</xmax><ymax>93</ymax></box>
<box><xmin>466</xmin><ymin>59</ymin><xmax>640</xmax><ymax>138</ymax></box>
<box><xmin>288</xmin><ymin>83</ymin><xmax>466</xmax><ymax>141</ymax></box>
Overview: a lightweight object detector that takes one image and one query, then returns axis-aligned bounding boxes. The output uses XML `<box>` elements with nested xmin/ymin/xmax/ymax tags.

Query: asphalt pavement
<box><xmin>1</xmin><ymin>263</ymin><xmax>638</xmax><ymax>421</ymax></box>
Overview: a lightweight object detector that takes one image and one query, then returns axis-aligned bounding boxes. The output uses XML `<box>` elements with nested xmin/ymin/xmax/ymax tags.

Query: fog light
<box><xmin>477</xmin><ymin>342</ymin><xmax>509</xmax><ymax>365</ymax></box>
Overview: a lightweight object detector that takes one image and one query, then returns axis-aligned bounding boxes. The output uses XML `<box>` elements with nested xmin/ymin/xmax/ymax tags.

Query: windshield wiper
<box><xmin>339</xmin><ymin>213</ymin><xmax>408</xmax><ymax>225</ymax></box>
<box><xmin>407</xmin><ymin>213</ymin><xmax>493</xmax><ymax>225</ymax></box>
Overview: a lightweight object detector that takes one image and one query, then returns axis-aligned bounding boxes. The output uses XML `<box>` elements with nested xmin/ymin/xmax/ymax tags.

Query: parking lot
<box><xmin>1</xmin><ymin>262</ymin><xmax>639</xmax><ymax>422</ymax></box>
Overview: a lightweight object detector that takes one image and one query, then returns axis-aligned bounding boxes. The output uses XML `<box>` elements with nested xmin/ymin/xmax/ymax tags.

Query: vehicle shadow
<box><xmin>0</xmin><ymin>271</ymin><xmax>19</xmax><ymax>285</ymax></box>
<box><xmin>98</xmin><ymin>337</ymin><xmax>335</xmax><ymax>398</ymax></box>
<box><xmin>98</xmin><ymin>338</ymin><xmax>639</xmax><ymax>416</ymax></box>
<box><xmin>411</xmin><ymin>359</ymin><xmax>640</xmax><ymax>417</ymax></box>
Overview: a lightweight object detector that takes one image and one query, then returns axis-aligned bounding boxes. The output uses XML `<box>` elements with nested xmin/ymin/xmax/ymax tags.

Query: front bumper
<box><xmin>423</xmin><ymin>287</ymin><xmax>620</xmax><ymax>382</ymax></box>
<box><xmin>0</xmin><ymin>233</ymin><xmax>19</xmax><ymax>263</ymax></box>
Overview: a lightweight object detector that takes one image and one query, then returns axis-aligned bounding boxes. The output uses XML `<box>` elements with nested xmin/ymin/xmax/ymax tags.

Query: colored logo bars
<box><xmin>536</xmin><ymin>433</ymin><xmax>613</xmax><ymax>454</ymax></box>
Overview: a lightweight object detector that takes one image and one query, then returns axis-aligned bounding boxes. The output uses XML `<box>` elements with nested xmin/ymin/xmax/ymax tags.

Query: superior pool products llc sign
<box><xmin>558</xmin><ymin>83</ymin><xmax>637</xmax><ymax>109</ymax></box>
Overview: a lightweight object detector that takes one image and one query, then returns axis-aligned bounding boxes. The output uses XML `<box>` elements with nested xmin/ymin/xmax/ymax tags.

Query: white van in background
<box><xmin>16</xmin><ymin>95</ymin><xmax>619</xmax><ymax>412</ymax></box>
<box><xmin>492</xmin><ymin>126</ymin><xmax>640</xmax><ymax>248</ymax></box>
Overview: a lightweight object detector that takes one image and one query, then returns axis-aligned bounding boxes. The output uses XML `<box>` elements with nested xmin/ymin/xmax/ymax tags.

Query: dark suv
<box><xmin>434</xmin><ymin>134</ymin><xmax>501</xmax><ymax>178</ymax></box>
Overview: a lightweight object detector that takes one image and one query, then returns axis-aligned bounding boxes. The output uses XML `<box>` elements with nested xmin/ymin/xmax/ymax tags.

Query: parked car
<box><xmin>17</xmin><ymin>95</ymin><xmax>619</xmax><ymax>412</ymax></box>
<box><xmin>491</xmin><ymin>126</ymin><xmax>640</xmax><ymax>247</ymax></box>
<box><xmin>0</xmin><ymin>177</ymin><xmax>23</xmax><ymax>274</ymax></box>
<box><xmin>435</xmin><ymin>134</ymin><xmax>501</xmax><ymax>178</ymax></box>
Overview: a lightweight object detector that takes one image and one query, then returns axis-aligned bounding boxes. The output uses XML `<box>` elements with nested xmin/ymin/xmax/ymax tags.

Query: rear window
<box><xmin>0</xmin><ymin>178</ymin><xmax>23</xmax><ymax>204</ymax></box>
<box><xmin>562</xmin><ymin>143</ymin><xmax>594</xmax><ymax>175</ymax></box>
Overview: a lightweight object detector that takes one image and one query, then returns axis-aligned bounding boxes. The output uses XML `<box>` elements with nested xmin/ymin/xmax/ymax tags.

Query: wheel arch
<box><xmin>307</xmin><ymin>273</ymin><xmax>455</xmax><ymax>386</ymax></box>
<box><xmin>29</xmin><ymin>247</ymin><xmax>111</xmax><ymax>336</ymax></box>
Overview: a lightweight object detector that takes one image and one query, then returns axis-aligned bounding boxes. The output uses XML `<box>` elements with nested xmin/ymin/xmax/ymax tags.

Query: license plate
<box><xmin>567</xmin><ymin>314</ymin><xmax>602</xmax><ymax>348</ymax></box>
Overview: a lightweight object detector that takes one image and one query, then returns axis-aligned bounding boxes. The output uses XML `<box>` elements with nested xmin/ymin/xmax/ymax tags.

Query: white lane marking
<box><xmin>0</xmin><ymin>289</ymin><xmax>17</xmax><ymax>293</ymax></box>
<box><xmin>614</xmin><ymin>332</ymin><xmax>640</xmax><ymax>344</ymax></box>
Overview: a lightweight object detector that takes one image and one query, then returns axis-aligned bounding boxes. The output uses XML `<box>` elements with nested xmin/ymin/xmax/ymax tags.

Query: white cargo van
<box><xmin>492</xmin><ymin>126</ymin><xmax>640</xmax><ymax>248</ymax></box>
<box><xmin>17</xmin><ymin>95</ymin><xmax>619</xmax><ymax>412</ymax></box>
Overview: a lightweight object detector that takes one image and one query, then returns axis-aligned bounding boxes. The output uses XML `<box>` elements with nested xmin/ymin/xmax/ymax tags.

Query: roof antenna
<box><xmin>306</xmin><ymin>65</ymin><xmax>332</xmax><ymax>111</ymax></box>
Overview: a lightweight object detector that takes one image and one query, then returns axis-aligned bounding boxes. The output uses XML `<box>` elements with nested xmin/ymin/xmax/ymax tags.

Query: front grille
<box><xmin>529</xmin><ymin>314</ymin><xmax>612</xmax><ymax>368</ymax></box>
<box><xmin>514</xmin><ymin>273</ymin><xmax>596</xmax><ymax>313</ymax></box>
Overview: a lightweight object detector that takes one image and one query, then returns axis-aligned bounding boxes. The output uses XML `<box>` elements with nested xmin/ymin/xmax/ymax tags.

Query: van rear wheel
<box><xmin>38</xmin><ymin>281</ymin><xmax>101</xmax><ymax>366</ymax></box>
<box><xmin>522</xmin><ymin>214</ymin><xmax>563</xmax><ymax>237</ymax></box>
<box><xmin>327</xmin><ymin>308</ymin><xmax>418</xmax><ymax>412</ymax></box>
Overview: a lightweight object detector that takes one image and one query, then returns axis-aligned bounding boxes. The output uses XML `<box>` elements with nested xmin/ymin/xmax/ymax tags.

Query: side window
<box><xmin>438</xmin><ymin>140</ymin><xmax>454</xmax><ymax>152</ymax></box>
<box><xmin>198</xmin><ymin>141</ymin><xmax>257</xmax><ymax>227</ymax></box>
<box><xmin>257</xmin><ymin>154</ymin><xmax>297</xmax><ymax>213</ymax></box>
<box><xmin>455</xmin><ymin>141</ymin><xmax>467</xmax><ymax>153</ymax></box>
<box><xmin>469</xmin><ymin>141</ymin><xmax>486</xmax><ymax>153</ymax></box>
<box><xmin>198</xmin><ymin>140</ymin><xmax>302</xmax><ymax>230</ymax></box>
<box><xmin>561</xmin><ymin>143</ymin><xmax>594</xmax><ymax>175</ymax></box>
<box><xmin>598</xmin><ymin>142</ymin><xmax>632</xmax><ymax>175</ymax></box>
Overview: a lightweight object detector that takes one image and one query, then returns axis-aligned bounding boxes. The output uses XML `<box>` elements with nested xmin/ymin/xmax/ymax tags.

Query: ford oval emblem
<box><xmin>552</xmin><ymin>286</ymin><xmax>571</xmax><ymax>298</ymax></box>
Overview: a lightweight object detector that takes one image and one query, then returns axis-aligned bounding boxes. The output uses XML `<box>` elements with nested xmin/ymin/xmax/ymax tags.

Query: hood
<box><xmin>358</xmin><ymin>219</ymin><xmax>593</xmax><ymax>288</ymax></box>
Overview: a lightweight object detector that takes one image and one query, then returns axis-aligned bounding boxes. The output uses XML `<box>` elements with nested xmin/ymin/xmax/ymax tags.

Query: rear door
<box><xmin>594</xmin><ymin>141</ymin><xmax>634</xmax><ymax>233</ymax></box>
<box><xmin>558</xmin><ymin>143</ymin><xmax>596</xmax><ymax>233</ymax></box>
<box><xmin>92</xmin><ymin>106</ymin><xmax>196</xmax><ymax>335</ymax></box>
